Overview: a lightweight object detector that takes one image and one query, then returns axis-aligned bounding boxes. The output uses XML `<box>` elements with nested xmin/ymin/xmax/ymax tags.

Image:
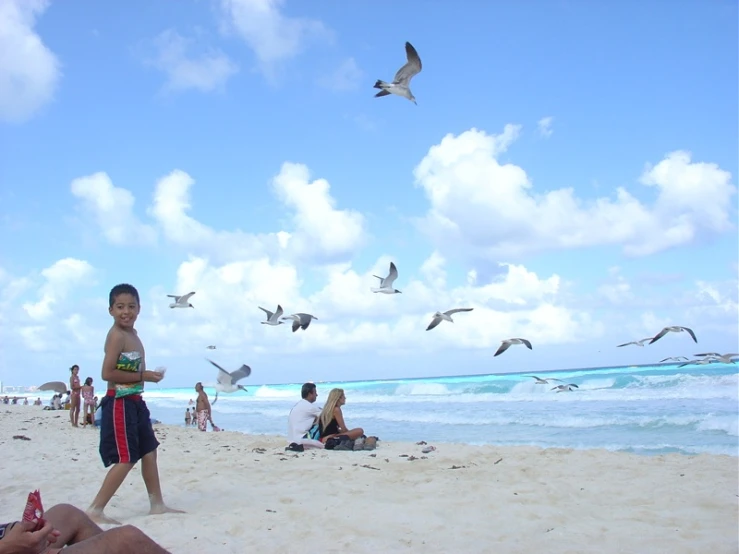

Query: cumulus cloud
<box><xmin>146</xmin><ymin>29</ymin><xmax>238</xmax><ymax>93</ymax></box>
<box><xmin>70</xmin><ymin>163</ymin><xmax>366</xmax><ymax>266</ymax></box>
<box><xmin>22</xmin><ymin>258</ymin><xmax>95</xmax><ymax>321</ymax></box>
<box><xmin>537</xmin><ymin>116</ymin><xmax>553</xmax><ymax>138</ymax></box>
<box><xmin>218</xmin><ymin>0</ymin><xmax>331</xmax><ymax>79</ymax></box>
<box><xmin>70</xmin><ymin>172</ymin><xmax>158</xmax><ymax>246</ymax></box>
<box><xmin>414</xmin><ymin>126</ymin><xmax>737</xmax><ymax>263</ymax></box>
<box><xmin>0</xmin><ymin>0</ymin><xmax>61</xmax><ymax>123</ymax></box>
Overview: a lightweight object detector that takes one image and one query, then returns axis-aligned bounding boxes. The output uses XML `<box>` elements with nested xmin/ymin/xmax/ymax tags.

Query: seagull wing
<box><xmin>569</xmin><ymin>384</ymin><xmax>579</xmax><ymax>388</ymax></box>
<box><xmin>694</xmin><ymin>352</ymin><xmax>720</xmax><ymax>357</ymax></box>
<box><xmin>393</xmin><ymin>42</ymin><xmax>422</xmax><ymax>85</ymax></box>
<box><xmin>648</xmin><ymin>328</ymin><xmax>669</xmax><ymax>344</ymax></box>
<box><xmin>38</xmin><ymin>381</ymin><xmax>69</xmax><ymax>394</ymax></box>
<box><xmin>180</xmin><ymin>292</ymin><xmax>196</xmax><ymax>302</ymax></box>
<box><xmin>494</xmin><ymin>341</ymin><xmax>511</xmax><ymax>357</ymax></box>
<box><xmin>384</xmin><ymin>262</ymin><xmax>399</xmax><ymax>287</ymax></box>
<box><xmin>166</xmin><ymin>295</ymin><xmax>180</xmax><ymax>300</ymax></box>
<box><xmin>680</xmin><ymin>327</ymin><xmax>698</xmax><ymax>343</ymax></box>
<box><xmin>443</xmin><ymin>308</ymin><xmax>474</xmax><ymax>316</ymax></box>
<box><xmin>229</xmin><ymin>365</ymin><xmax>252</xmax><ymax>383</ymax></box>
<box><xmin>616</xmin><ymin>342</ymin><xmax>635</xmax><ymax>347</ymax></box>
<box><xmin>258</xmin><ymin>306</ymin><xmax>274</xmax><ymax>318</ymax></box>
<box><xmin>291</xmin><ymin>319</ymin><xmax>300</xmax><ymax>333</ymax></box>
<box><xmin>275</xmin><ymin>305</ymin><xmax>284</xmax><ymax>319</ymax></box>
<box><xmin>426</xmin><ymin>316</ymin><xmax>442</xmax><ymax>331</ymax></box>
<box><xmin>519</xmin><ymin>339</ymin><xmax>533</xmax><ymax>350</ymax></box>
<box><xmin>207</xmin><ymin>359</ymin><xmax>231</xmax><ymax>385</ymax></box>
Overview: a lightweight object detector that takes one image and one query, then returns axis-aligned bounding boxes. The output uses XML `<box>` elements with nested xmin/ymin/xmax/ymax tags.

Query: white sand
<box><xmin>1</xmin><ymin>406</ymin><xmax>737</xmax><ymax>553</ymax></box>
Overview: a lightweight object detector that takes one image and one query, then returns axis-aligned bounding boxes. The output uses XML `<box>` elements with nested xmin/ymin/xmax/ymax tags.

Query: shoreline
<box><xmin>2</xmin><ymin>406</ymin><xmax>738</xmax><ymax>553</ymax></box>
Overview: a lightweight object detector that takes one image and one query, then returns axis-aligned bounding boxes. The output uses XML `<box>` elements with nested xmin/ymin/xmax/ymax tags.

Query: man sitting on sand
<box><xmin>0</xmin><ymin>503</ymin><xmax>169</xmax><ymax>553</ymax></box>
<box><xmin>286</xmin><ymin>382</ymin><xmax>325</xmax><ymax>451</ymax></box>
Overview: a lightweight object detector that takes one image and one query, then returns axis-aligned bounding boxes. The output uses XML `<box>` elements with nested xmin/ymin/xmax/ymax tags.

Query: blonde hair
<box><xmin>319</xmin><ymin>388</ymin><xmax>345</xmax><ymax>431</ymax></box>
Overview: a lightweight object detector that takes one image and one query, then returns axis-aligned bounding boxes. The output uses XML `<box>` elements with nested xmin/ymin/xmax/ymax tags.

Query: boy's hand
<box><xmin>143</xmin><ymin>370</ymin><xmax>164</xmax><ymax>383</ymax></box>
<box><xmin>3</xmin><ymin>520</ymin><xmax>60</xmax><ymax>553</ymax></box>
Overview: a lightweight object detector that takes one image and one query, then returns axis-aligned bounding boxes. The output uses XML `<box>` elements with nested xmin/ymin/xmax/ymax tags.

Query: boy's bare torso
<box><xmin>106</xmin><ymin>325</ymin><xmax>146</xmax><ymax>391</ymax></box>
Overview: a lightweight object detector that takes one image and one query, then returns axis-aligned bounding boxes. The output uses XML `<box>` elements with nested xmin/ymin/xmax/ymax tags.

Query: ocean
<box><xmin>130</xmin><ymin>362</ymin><xmax>738</xmax><ymax>456</ymax></box>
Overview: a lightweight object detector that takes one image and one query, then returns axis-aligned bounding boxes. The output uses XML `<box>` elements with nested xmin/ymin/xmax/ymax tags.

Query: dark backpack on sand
<box><xmin>324</xmin><ymin>436</ymin><xmax>354</xmax><ymax>450</ymax></box>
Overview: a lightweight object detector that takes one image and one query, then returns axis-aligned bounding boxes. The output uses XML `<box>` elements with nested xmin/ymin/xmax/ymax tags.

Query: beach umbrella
<box><xmin>38</xmin><ymin>381</ymin><xmax>68</xmax><ymax>394</ymax></box>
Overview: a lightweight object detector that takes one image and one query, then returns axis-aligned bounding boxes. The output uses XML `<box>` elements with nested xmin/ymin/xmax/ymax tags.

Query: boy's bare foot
<box><xmin>149</xmin><ymin>504</ymin><xmax>186</xmax><ymax>515</ymax></box>
<box><xmin>86</xmin><ymin>509</ymin><xmax>122</xmax><ymax>525</ymax></box>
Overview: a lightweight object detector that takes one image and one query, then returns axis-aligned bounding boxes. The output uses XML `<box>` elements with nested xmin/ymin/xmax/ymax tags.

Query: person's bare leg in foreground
<box><xmin>44</xmin><ymin>504</ymin><xmax>170</xmax><ymax>554</ymax></box>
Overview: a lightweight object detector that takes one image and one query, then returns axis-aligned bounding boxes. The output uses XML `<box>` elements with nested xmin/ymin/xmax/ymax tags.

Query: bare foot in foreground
<box><xmin>149</xmin><ymin>505</ymin><xmax>186</xmax><ymax>515</ymax></box>
<box><xmin>86</xmin><ymin>509</ymin><xmax>122</xmax><ymax>525</ymax></box>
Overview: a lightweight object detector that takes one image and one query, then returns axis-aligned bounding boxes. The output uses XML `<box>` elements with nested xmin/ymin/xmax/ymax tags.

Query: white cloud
<box><xmin>318</xmin><ymin>57</ymin><xmax>363</xmax><ymax>92</ymax></box>
<box><xmin>0</xmin><ymin>0</ymin><xmax>61</xmax><ymax>123</ymax></box>
<box><xmin>70</xmin><ymin>172</ymin><xmax>158</xmax><ymax>246</ymax></box>
<box><xmin>218</xmin><ymin>0</ymin><xmax>331</xmax><ymax>78</ymax></box>
<box><xmin>414</xmin><ymin>126</ymin><xmax>737</xmax><ymax>262</ymax></box>
<box><xmin>271</xmin><ymin>162</ymin><xmax>366</xmax><ymax>263</ymax></box>
<box><xmin>68</xmin><ymin>163</ymin><xmax>366</xmax><ymax>266</ymax></box>
<box><xmin>537</xmin><ymin>116</ymin><xmax>553</xmax><ymax>138</ymax></box>
<box><xmin>22</xmin><ymin>258</ymin><xmax>95</xmax><ymax>321</ymax></box>
<box><xmin>147</xmin><ymin>29</ymin><xmax>238</xmax><ymax>93</ymax></box>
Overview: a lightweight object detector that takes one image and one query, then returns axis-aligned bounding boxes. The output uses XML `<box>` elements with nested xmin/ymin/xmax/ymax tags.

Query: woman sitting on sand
<box><xmin>318</xmin><ymin>389</ymin><xmax>365</xmax><ymax>442</ymax></box>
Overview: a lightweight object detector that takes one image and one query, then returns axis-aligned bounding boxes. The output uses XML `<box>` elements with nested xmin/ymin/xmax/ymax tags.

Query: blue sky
<box><xmin>0</xmin><ymin>0</ymin><xmax>737</xmax><ymax>389</ymax></box>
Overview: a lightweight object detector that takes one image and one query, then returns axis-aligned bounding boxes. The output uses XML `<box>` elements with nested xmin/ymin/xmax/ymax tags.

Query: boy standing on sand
<box><xmin>87</xmin><ymin>283</ymin><xmax>184</xmax><ymax>525</ymax></box>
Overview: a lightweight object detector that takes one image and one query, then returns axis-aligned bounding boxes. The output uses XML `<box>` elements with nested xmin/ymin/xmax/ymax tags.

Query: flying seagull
<box><xmin>649</xmin><ymin>326</ymin><xmax>697</xmax><ymax>345</ymax></box>
<box><xmin>617</xmin><ymin>338</ymin><xmax>652</xmax><ymax>348</ymax></box>
<box><xmin>281</xmin><ymin>313</ymin><xmax>318</xmax><ymax>333</ymax></box>
<box><xmin>259</xmin><ymin>305</ymin><xmax>285</xmax><ymax>326</ymax></box>
<box><xmin>694</xmin><ymin>352</ymin><xmax>739</xmax><ymax>363</ymax></box>
<box><xmin>371</xmin><ymin>262</ymin><xmax>402</xmax><ymax>294</ymax></box>
<box><xmin>167</xmin><ymin>292</ymin><xmax>196</xmax><ymax>308</ymax></box>
<box><xmin>426</xmin><ymin>308</ymin><xmax>474</xmax><ymax>331</ymax></box>
<box><xmin>677</xmin><ymin>358</ymin><xmax>717</xmax><ymax>368</ymax></box>
<box><xmin>659</xmin><ymin>356</ymin><xmax>689</xmax><ymax>363</ymax></box>
<box><xmin>551</xmin><ymin>384</ymin><xmax>579</xmax><ymax>393</ymax></box>
<box><xmin>494</xmin><ymin>338</ymin><xmax>533</xmax><ymax>357</ymax></box>
<box><xmin>374</xmin><ymin>42</ymin><xmax>422</xmax><ymax>105</ymax></box>
<box><xmin>206</xmin><ymin>345</ymin><xmax>217</xmax><ymax>350</ymax></box>
<box><xmin>207</xmin><ymin>358</ymin><xmax>251</xmax><ymax>405</ymax></box>
<box><xmin>530</xmin><ymin>376</ymin><xmax>563</xmax><ymax>385</ymax></box>
<box><xmin>38</xmin><ymin>381</ymin><xmax>68</xmax><ymax>394</ymax></box>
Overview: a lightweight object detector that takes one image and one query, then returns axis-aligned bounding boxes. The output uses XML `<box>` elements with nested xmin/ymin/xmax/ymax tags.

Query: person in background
<box><xmin>184</xmin><ymin>408</ymin><xmax>191</xmax><ymax>426</ymax></box>
<box><xmin>194</xmin><ymin>383</ymin><xmax>213</xmax><ymax>432</ymax></box>
<box><xmin>81</xmin><ymin>377</ymin><xmax>95</xmax><ymax>428</ymax></box>
<box><xmin>69</xmin><ymin>365</ymin><xmax>82</xmax><ymax>427</ymax></box>
<box><xmin>286</xmin><ymin>382</ymin><xmax>325</xmax><ymax>451</ymax></box>
<box><xmin>317</xmin><ymin>388</ymin><xmax>365</xmax><ymax>443</ymax></box>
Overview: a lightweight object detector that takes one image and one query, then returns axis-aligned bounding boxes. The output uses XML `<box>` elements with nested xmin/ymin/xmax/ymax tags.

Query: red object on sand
<box><xmin>22</xmin><ymin>490</ymin><xmax>45</xmax><ymax>530</ymax></box>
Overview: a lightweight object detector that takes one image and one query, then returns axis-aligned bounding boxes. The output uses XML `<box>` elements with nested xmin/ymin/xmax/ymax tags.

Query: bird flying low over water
<box><xmin>374</xmin><ymin>42</ymin><xmax>422</xmax><ymax>105</ymax></box>
<box><xmin>371</xmin><ymin>262</ymin><xmax>402</xmax><ymax>294</ymax></box>
<box><xmin>206</xmin><ymin>345</ymin><xmax>216</xmax><ymax>350</ymax></box>
<box><xmin>649</xmin><ymin>326</ymin><xmax>697</xmax><ymax>344</ymax></box>
<box><xmin>530</xmin><ymin>376</ymin><xmax>562</xmax><ymax>385</ymax></box>
<box><xmin>168</xmin><ymin>292</ymin><xmax>196</xmax><ymax>308</ymax></box>
<box><xmin>551</xmin><ymin>384</ymin><xmax>579</xmax><ymax>392</ymax></box>
<box><xmin>281</xmin><ymin>313</ymin><xmax>318</xmax><ymax>333</ymax></box>
<box><xmin>207</xmin><ymin>359</ymin><xmax>251</xmax><ymax>404</ymax></box>
<box><xmin>617</xmin><ymin>338</ymin><xmax>652</xmax><ymax>347</ymax></box>
<box><xmin>659</xmin><ymin>356</ymin><xmax>688</xmax><ymax>363</ymax></box>
<box><xmin>259</xmin><ymin>305</ymin><xmax>285</xmax><ymax>325</ymax></box>
<box><xmin>694</xmin><ymin>352</ymin><xmax>739</xmax><ymax>363</ymax></box>
<box><xmin>494</xmin><ymin>338</ymin><xmax>533</xmax><ymax>357</ymax></box>
<box><xmin>426</xmin><ymin>308</ymin><xmax>474</xmax><ymax>331</ymax></box>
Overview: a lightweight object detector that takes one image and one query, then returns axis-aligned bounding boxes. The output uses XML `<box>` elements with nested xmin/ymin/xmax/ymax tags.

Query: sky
<box><xmin>0</xmin><ymin>0</ymin><xmax>737</xmax><ymax>389</ymax></box>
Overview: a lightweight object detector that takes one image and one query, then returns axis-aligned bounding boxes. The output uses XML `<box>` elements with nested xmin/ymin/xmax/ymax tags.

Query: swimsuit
<box><xmin>197</xmin><ymin>410</ymin><xmax>209</xmax><ymax>431</ymax></box>
<box><xmin>114</xmin><ymin>351</ymin><xmax>144</xmax><ymax>399</ymax></box>
<box><xmin>71</xmin><ymin>375</ymin><xmax>81</xmax><ymax>398</ymax></box>
<box><xmin>319</xmin><ymin>417</ymin><xmax>340</xmax><ymax>439</ymax></box>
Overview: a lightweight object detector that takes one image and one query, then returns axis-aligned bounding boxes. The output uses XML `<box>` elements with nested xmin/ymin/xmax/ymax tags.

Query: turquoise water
<box><xmin>143</xmin><ymin>363</ymin><xmax>737</xmax><ymax>456</ymax></box>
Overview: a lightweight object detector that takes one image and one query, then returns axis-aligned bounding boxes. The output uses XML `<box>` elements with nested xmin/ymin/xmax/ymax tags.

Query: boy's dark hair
<box><xmin>109</xmin><ymin>283</ymin><xmax>140</xmax><ymax>307</ymax></box>
<box><xmin>301</xmin><ymin>382</ymin><xmax>316</xmax><ymax>399</ymax></box>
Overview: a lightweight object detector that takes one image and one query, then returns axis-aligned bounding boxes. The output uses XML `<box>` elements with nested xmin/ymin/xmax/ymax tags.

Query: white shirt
<box><xmin>287</xmin><ymin>399</ymin><xmax>322</xmax><ymax>443</ymax></box>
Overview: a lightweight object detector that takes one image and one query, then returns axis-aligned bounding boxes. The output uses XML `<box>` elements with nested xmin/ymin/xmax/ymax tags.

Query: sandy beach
<box><xmin>1</xmin><ymin>407</ymin><xmax>737</xmax><ymax>553</ymax></box>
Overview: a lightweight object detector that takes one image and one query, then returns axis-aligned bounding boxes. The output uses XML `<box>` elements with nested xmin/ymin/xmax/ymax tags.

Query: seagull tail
<box><xmin>373</xmin><ymin>79</ymin><xmax>387</xmax><ymax>89</ymax></box>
